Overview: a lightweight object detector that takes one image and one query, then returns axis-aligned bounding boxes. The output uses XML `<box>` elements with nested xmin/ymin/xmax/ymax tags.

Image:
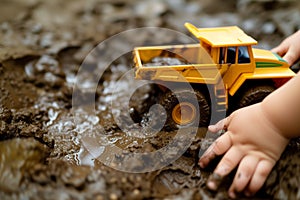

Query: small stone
<box><xmin>109</xmin><ymin>193</ymin><xmax>118</xmax><ymax>200</ymax></box>
<box><xmin>132</xmin><ymin>189</ymin><xmax>140</xmax><ymax>196</ymax></box>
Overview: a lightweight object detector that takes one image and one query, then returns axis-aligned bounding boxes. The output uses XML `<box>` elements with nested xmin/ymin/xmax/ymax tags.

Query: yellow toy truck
<box><xmin>133</xmin><ymin>23</ymin><xmax>296</xmax><ymax>128</ymax></box>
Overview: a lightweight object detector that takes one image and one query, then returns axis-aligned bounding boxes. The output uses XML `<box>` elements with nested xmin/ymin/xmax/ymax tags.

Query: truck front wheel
<box><xmin>160</xmin><ymin>89</ymin><xmax>210</xmax><ymax>129</ymax></box>
<box><xmin>237</xmin><ymin>84</ymin><xmax>275</xmax><ymax>108</ymax></box>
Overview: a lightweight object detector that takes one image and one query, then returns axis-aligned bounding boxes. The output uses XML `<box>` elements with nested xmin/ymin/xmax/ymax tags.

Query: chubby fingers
<box><xmin>282</xmin><ymin>48</ymin><xmax>299</xmax><ymax>66</ymax></box>
<box><xmin>244</xmin><ymin>160</ymin><xmax>274</xmax><ymax>196</ymax></box>
<box><xmin>271</xmin><ymin>45</ymin><xmax>287</xmax><ymax>57</ymax></box>
<box><xmin>206</xmin><ymin>146</ymin><xmax>243</xmax><ymax>190</ymax></box>
<box><xmin>228</xmin><ymin>155</ymin><xmax>259</xmax><ymax>198</ymax></box>
<box><xmin>199</xmin><ymin>131</ymin><xmax>233</xmax><ymax>168</ymax></box>
<box><xmin>228</xmin><ymin>157</ymin><xmax>275</xmax><ymax>198</ymax></box>
<box><xmin>208</xmin><ymin>115</ymin><xmax>233</xmax><ymax>133</ymax></box>
<box><xmin>208</xmin><ymin>119</ymin><xmax>225</xmax><ymax>132</ymax></box>
<box><xmin>271</xmin><ymin>45</ymin><xmax>297</xmax><ymax>66</ymax></box>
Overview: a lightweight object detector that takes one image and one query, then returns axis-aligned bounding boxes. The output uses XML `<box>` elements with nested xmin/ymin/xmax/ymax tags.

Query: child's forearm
<box><xmin>262</xmin><ymin>72</ymin><xmax>300</xmax><ymax>139</ymax></box>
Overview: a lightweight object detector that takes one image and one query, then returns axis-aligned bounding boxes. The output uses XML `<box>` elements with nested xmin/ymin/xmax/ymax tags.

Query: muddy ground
<box><xmin>0</xmin><ymin>0</ymin><xmax>300</xmax><ymax>199</ymax></box>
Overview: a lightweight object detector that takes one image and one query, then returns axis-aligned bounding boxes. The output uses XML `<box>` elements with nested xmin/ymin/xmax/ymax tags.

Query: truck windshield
<box><xmin>226</xmin><ymin>46</ymin><xmax>250</xmax><ymax>64</ymax></box>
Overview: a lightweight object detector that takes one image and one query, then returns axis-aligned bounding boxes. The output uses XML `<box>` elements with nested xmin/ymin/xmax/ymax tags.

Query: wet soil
<box><xmin>0</xmin><ymin>0</ymin><xmax>300</xmax><ymax>199</ymax></box>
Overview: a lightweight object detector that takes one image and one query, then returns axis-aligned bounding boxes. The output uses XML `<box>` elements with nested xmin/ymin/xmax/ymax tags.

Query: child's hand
<box><xmin>272</xmin><ymin>30</ymin><xmax>300</xmax><ymax>66</ymax></box>
<box><xmin>199</xmin><ymin>103</ymin><xmax>289</xmax><ymax>198</ymax></box>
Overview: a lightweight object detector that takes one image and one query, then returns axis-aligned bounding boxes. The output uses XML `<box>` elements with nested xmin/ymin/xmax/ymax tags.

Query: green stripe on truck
<box><xmin>256</xmin><ymin>62</ymin><xmax>282</xmax><ymax>68</ymax></box>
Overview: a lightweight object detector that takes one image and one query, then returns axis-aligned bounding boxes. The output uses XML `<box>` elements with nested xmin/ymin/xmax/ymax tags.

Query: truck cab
<box><xmin>185</xmin><ymin>23</ymin><xmax>291</xmax><ymax>96</ymax></box>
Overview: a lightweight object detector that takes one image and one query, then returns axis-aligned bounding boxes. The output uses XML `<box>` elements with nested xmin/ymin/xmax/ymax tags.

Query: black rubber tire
<box><xmin>237</xmin><ymin>84</ymin><xmax>275</xmax><ymax>108</ymax></box>
<box><xmin>159</xmin><ymin>89</ymin><xmax>210</xmax><ymax>129</ymax></box>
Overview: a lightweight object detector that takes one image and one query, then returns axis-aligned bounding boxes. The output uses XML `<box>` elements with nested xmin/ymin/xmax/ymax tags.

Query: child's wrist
<box><xmin>260</xmin><ymin>101</ymin><xmax>291</xmax><ymax>140</ymax></box>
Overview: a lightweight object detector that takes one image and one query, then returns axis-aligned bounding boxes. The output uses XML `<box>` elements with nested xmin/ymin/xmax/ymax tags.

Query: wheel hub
<box><xmin>172</xmin><ymin>102</ymin><xmax>196</xmax><ymax>125</ymax></box>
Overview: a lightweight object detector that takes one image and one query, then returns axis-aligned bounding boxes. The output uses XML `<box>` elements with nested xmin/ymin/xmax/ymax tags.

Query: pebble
<box><xmin>109</xmin><ymin>193</ymin><xmax>118</xmax><ymax>200</ymax></box>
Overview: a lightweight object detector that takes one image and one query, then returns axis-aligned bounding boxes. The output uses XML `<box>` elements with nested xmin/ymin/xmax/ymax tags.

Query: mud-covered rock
<box><xmin>0</xmin><ymin>107</ymin><xmax>49</xmax><ymax>144</ymax></box>
<box><xmin>0</xmin><ymin>138</ymin><xmax>49</xmax><ymax>193</ymax></box>
<box><xmin>0</xmin><ymin>107</ymin><xmax>12</xmax><ymax>123</ymax></box>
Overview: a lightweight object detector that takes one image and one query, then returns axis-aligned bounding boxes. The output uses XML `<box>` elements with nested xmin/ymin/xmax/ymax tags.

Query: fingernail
<box><xmin>228</xmin><ymin>191</ymin><xmax>236</xmax><ymax>199</ymax></box>
<box><xmin>199</xmin><ymin>161</ymin><xmax>204</xmax><ymax>168</ymax></box>
<box><xmin>208</xmin><ymin>125</ymin><xmax>215</xmax><ymax>131</ymax></box>
<box><xmin>207</xmin><ymin>173</ymin><xmax>223</xmax><ymax>191</ymax></box>
<box><xmin>207</xmin><ymin>180</ymin><xmax>217</xmax><ymax>190</ymax></box>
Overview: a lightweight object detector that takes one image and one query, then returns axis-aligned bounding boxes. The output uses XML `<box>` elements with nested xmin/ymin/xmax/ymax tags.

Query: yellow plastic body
<box><xmin>133</xmin><ymin>23</ymin><xmax>296</xmax><ymax>110</ymax></box>
<box><xmin>184</xmin><ymin>23</ymin><xmax>257</xmax><ymax>47</ymax></box>
<box><xmin>134</xmin><ymin>44</ymin><xmax>220</xmax><ymax>84</ymax></box>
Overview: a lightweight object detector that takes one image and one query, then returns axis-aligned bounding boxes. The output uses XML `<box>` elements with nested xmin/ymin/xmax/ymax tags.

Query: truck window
<box><xmin>227</xmin><ymin>47</ymin><xmax>236</xmax><ymax>64</ymax></box>
<box><xmin>219</xmin><ymin>47</ymin><xmax>226</xmax><ymax>64</ymax></box>
<box><xmin>238</xmin><ymin>46</ymin><xmax>250</xmax><ymax>63</ymax></box>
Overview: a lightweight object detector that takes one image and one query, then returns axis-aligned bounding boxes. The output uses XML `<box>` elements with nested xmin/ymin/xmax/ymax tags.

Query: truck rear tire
<box><xmin>159</xmin><ymin>89</ymin><xmax>210</xmax><ymax>129</ymax></box>
<box><xmin>237</xmin><ymin>84</ymin><xmax>275</xmax><ymax>108</ymax></box>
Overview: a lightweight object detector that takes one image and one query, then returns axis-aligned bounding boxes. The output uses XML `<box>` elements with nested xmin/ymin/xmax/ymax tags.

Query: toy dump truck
<box><xmin>133</xmin><ymin>23</ymin><xmax>296</xmax><ymax>128</ymax></box>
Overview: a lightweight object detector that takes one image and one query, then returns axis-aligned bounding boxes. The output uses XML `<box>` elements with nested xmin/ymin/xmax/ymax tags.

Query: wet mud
<box><xmin>0</xmin><ymin>0</ymin><xmax>300</xmax><ymax>199</ymax></box>
<box><xmin>144</xmin><ymin>56</ymin><xmax>188</xmax><ymax>67</ymax></box>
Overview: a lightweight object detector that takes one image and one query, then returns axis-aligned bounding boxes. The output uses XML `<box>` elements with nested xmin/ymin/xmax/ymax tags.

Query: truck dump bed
<box><xmin>133</xmin><ymin>44</ymin><xmax>220</xmax><ymax>84</ymax></box>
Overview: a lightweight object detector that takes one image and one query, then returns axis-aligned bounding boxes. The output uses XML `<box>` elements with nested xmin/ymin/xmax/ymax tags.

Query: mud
<box><xmin>0</xmin><ymin>0</ymin><xmax>300</xmax><ymax>199</ymax></box>
<box><xmin>144</xmin><ymin>56</ymin><xmax>188</xmax><ymax>66</ymax></box>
